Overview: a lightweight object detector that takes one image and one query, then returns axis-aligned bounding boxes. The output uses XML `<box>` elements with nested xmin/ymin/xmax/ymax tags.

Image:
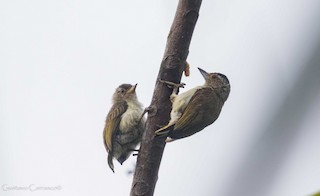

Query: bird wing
<box><xmin>103</xmin><ymin>101</ymin><xmax>128</xmax><ymax>153</ymax></box>
<box><xmin>173</xmin><ymin>87</ymin><xmax>217</xmax><ymax>138</ymax></box>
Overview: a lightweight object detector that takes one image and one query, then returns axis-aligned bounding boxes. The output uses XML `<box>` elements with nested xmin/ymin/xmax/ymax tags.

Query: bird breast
<box><xmin>169</xmin><ymin>86</ymin><xmax>203</xmax><ymax>123</ymax></box>
<box><xmin>119</xmin><ymin>101</ymin><xmax>143</xmax><ymax>132</ymax></box>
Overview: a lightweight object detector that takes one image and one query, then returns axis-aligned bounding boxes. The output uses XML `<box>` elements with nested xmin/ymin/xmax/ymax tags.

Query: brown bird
<box><xmin>155</xmin><ymin>67</ymin><xmax>230</xmax><ymax>142</ymax></box>
<box><xmin>103</xmin><ymin>84</ymin><xmax>145</xmax><ymax>172</ymax></box>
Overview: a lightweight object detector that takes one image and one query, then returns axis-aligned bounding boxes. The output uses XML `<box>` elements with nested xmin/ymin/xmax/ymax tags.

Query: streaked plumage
<box><xmin>155</xmin><ymin>67</ymin><xmax>230</xmax><ymax>142</ymax></box>
<box><xmin>103</xmin><ymin>84</ymin><xmax>145</xmax><ymax>172</ymax></box>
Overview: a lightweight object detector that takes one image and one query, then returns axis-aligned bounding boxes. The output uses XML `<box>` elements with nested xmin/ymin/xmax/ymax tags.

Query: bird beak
<box><xmin>127</xmin><ymin>83</ymin><xmax>137</xmax><ymax>94</ymax></box>
<box><xmin>198</xmin><ymin>67</ymin><xmax>209</xmax><ymax>80</ymax></box>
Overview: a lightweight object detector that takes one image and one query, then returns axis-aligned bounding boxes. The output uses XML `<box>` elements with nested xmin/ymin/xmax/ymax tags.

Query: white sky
<box><xmin>1</xmin><ymin>0</ymin><xmax>320</xmax><ymax>196</ymax></box>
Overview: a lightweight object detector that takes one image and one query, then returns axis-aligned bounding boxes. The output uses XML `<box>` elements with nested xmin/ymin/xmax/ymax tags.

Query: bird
<box><xmin>155</xmin><ymin>67</ymin><xmax>230</xmax><ymax>142</ymax></box>
<box><xmin>103</xmin><ymin>83</ymin><xmax>145</xmax><ymax>172</ymax></box>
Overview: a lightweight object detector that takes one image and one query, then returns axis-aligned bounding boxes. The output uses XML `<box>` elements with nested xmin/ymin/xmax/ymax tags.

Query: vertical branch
<box><xmin>130</xmin><ymin>1</ymin><xmax>202</xmax><ymax>195</ymax></box>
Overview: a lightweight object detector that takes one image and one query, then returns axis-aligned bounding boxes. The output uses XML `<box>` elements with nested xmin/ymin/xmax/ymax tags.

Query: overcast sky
<box><xmin>1</xmin><ymin>0</ymin><xmax>320</xmax><ymax>196</ymax></box>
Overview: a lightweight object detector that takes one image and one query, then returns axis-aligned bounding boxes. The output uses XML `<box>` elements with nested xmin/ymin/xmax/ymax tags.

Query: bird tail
<box><xmin>108</xmin><ymin>153</ymin><xmax>115</xmax><ymax>173</ymax></box>
<box><xmin>155</xmin><ymin>124</ymin><xmax>175</xmax><ymax>137</ymax></box>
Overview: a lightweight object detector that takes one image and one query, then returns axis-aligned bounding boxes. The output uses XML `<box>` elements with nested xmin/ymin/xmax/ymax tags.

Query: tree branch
<box><xmin>130</xmin><ymin>1</ymin><xmax>202</xmax><ymax>195</ymax></box>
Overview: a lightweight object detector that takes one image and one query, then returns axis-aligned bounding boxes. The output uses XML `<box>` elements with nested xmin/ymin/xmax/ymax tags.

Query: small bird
<box><xmin>155</xmin><ymin>67</ymin><xmax>230</xmax><ymax>142</ymax></box>
<box><xmin>103</xmin><ymin>83</ymin><xmax>145</xmax><ymax>172</ymax></box>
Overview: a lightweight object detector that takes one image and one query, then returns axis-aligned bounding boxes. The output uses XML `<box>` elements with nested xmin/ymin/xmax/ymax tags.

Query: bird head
<box><xmin>198</xmin><ymin>67</ymin><xmax>230</xmax><ymax>101</ymax></box>
<box><xmin>112</xmin><ymin>83</ymin><xmax>138</xmax><ymax>103</ymax></box>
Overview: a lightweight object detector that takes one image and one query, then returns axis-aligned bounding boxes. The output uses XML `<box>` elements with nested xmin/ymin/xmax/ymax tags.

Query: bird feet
<box><xmin>159</xmin><ymin>79</ymin><xmax>185</xmax><ymax>94</ymax></box>
<box><xmin>136</xmin><ymin>106</ymin><xmax>156</xmax><ymax>126</ymax></box>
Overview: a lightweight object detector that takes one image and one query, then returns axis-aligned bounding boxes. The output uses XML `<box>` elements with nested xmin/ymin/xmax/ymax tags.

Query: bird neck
<box><xmin>126</xmin><ymin>98</ymin><xmax>143</xmax><ymax>110</ymax></box>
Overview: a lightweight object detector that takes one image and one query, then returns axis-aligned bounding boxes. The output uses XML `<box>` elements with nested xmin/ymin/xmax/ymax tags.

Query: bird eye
<box><xmin>117</xmin><ymin>88</ymin><xmax>125</xmax><ymax>94</ymax></box>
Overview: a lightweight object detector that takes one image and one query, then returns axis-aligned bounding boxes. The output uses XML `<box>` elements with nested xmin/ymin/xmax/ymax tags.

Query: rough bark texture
<box><xmin>130</xmin><ymin>1</ymin><xmax>202</xmax><ymax>195</ymax></box>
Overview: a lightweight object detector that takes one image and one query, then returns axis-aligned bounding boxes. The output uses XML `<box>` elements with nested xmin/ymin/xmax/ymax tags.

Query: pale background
<box><xmin>1</xmin><ymin>0</ymin><xmax>320</xmax><ymax>196</ymax></box>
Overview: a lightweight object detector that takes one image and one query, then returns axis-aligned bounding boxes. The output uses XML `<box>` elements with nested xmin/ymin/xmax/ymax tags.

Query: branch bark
<box><xmin>130</xmin><ymin>1</ymin><xmax>202</xmax><ymax>195</ymax></box>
